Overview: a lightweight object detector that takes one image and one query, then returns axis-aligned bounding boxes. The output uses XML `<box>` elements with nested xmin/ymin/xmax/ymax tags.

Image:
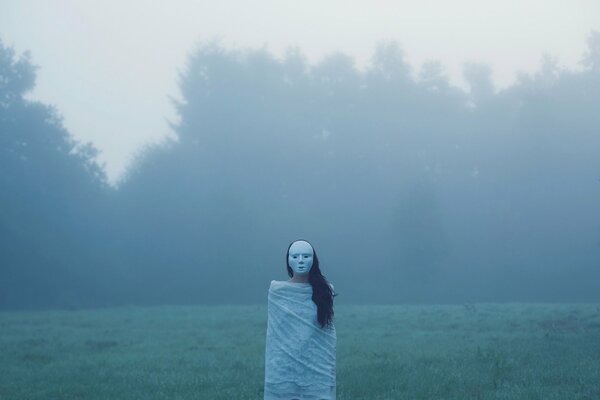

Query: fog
<box><xmin>1</xmin><ymin>15</ymin><xmax>600</xmax><ymax>309</ymax></box>
<box><xmin>2</xmin><ymin>0</ymin><xmax>598</xmax><ymax>183</ymax></box>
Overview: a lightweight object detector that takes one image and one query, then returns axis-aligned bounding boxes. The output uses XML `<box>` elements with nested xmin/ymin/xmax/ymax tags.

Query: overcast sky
<box><xmin>1</xmin><ymin>0</ymin><xmax>599</xmax><ymax>184</ymax></box>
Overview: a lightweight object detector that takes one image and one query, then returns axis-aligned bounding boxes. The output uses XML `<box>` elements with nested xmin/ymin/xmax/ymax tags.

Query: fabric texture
<box><xmin>264</xmin><ymin>280</ymin><xmax>336</xmax><ymax>400</ymax></box>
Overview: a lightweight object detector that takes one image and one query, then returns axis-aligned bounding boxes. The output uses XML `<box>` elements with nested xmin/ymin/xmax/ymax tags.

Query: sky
<box><xmin>1</xmin><ymin>0</ymin><xmax>599</xmax><ymax>185</ymax></box>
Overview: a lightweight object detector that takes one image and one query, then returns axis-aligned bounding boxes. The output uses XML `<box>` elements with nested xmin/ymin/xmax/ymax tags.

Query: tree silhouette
<box><xmin>0</xmin><ymin>39</ymin><xmax>110</xmax><ymax>308</ymax></box>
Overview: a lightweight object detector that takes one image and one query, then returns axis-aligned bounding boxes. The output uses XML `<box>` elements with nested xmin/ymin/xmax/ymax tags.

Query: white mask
<box><xmin>288</xmin><ymin>240</ymin><xmax>314</xmax><ymax>276</ymax></box>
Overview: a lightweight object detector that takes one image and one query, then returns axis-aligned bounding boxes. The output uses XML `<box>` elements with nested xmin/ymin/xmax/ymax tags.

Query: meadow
<box><xmin>1</xmin><ymin>303</ymin><xmax>599</xmax><ymax>399</ymax></box>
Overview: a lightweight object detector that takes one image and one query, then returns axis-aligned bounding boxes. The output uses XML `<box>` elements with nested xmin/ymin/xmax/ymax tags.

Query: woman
<box><xmin>264</xmin><ymin>239</ymin><xmax>337</xmax><ymax>400</ymax></box>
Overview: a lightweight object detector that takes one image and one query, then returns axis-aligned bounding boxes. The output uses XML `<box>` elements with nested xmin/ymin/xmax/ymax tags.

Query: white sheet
<box><xmin>264</xmin><ymin>280</ymin><xmax>336</xmax><ymax>400</ymax></box>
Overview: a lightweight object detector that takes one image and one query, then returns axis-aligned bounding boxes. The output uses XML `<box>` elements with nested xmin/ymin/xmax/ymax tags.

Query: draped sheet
<box><xmin>264</xmin><ymin>280</ymin><xmax>336</xmax><ymax>400</ymax></box>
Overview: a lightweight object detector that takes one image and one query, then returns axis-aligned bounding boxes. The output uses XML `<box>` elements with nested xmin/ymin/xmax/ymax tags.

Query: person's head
<box><xmin>287</xmin><ymin>240</ymin><xmax>314</xmax><ymax>276</ymax></box>
<box><xmin>286</xmin><ymin>239</ymin><xmax>336</xmax><ymax>329</ymax></box>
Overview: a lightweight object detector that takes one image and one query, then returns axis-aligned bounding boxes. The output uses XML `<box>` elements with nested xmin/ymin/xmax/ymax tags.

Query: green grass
<box><xmin>1</xmin><ymin>303</ymin><xmax>599</xmax><ymax>399</ymax></box>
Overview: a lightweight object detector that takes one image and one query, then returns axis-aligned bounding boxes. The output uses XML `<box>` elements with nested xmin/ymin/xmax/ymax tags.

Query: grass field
<box><xmin>1</xmin><ymin>303</ymin><xmax>599</xmax><ymax>399</ymax></box>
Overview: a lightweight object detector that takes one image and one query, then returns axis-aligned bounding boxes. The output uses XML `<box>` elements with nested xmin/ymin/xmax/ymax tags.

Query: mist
<box><xmin>2</xmin><ymin>30</ymin><xmax>600</xmax><ymax>309</ymax></box>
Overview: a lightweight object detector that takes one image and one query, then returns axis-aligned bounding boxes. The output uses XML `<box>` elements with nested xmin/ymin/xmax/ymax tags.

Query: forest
<box><xmin>1</xmin><ymin>32</ymin><xmax>599</xmax><ymax>309</ymax></box>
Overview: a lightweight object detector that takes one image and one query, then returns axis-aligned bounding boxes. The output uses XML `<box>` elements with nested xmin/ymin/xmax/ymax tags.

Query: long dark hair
<box><xmin>286</xmin><ymin>239</ymin><xmax>337</xmax><ymax>329</ymax></box>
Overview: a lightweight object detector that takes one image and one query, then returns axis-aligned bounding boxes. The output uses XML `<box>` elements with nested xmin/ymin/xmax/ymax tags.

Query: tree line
<box><xmin>1</xmin><ymin>33</ymin><xmax>599</xmax><ymax>309</ymax></box>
